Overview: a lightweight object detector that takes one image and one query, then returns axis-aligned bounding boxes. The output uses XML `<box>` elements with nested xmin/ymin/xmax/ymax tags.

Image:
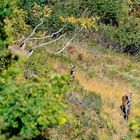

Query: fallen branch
<box><xmin>13</xmin><ymin>19</ymin><xmax>43</xmax><ymax>44</ymax></box>
<box><xmin>28</xmin><ymin>28</ymin><xmax>63</xmax><ymax>40</ymax></box>
<box><xmin>55</xmin><ymin>33</ymin><xmax>77</xmax><ymax>55</ymax></box>
<box><xmin>12</xmin><ymin>20</ymin><xmax>83</xmax><ymax>59</ymax></box>
<box><xmin>33</xmin><ymin>33</ymin><xmax>66</xmax><ymax>49</ymax></box>
<box><xmin>13</xmin><ymin>19</ymin><xmax>44</xmax><ymax>45</ymax></box>
<box><xmin>24</xmin><ymin>19</ymin><xmax>44</xmax><ymax>43</ymax></box>
<box><xmin>13</xmin><ymin>20</ymin><xmax>64</xmax><ymax>50</ymax></box>
<box><xmin>55</xmin><ymin>27</ymin><xmax>83</xmax><ymax>54</ymax></box>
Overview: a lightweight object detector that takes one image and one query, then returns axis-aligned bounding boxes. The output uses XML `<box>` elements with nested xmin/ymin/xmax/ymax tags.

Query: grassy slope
<box><xmin>73</xmin><ymin>43</ymin><xmax>140</xmax><ymax>140</ymax></box>
<box><xmin>67</xmin><ymin>43</ymin><xmax>140</xmax><ymax>140</ymax></box>
<box><xmin>27</xmin><ymin>41</ymin><xmax>140</xmax><ymax>140</ymax></box>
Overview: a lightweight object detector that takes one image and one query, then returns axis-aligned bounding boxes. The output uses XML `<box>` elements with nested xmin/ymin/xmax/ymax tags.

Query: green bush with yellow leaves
<box><xmin>0</xmin><ymin>61</ymin><xmax>72</xmax><ymax>139</ymax></box>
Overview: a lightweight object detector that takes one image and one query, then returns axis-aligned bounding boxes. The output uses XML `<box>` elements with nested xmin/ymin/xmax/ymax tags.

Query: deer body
<box><xmin>121</xmin><ymin>93</ymin><xmax>132</xmax><ymax>121</ymax></box>
<box><xmin>9</xmin><ymin>44</ymin><xmax>33</xmax><ymax>58</ymax></box>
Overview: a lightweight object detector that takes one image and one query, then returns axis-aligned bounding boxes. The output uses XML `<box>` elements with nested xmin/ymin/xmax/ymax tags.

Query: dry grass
<box><xmin>76</xmin><ymin>72</ymin><xmax>140</xmax><ymax>140</ymax></box>
<box><xmin>27</xmin><ymin>41</ymin><xmax>140</xmax><ymax>139</ymax></box>
<box><xmin>65</xmin><ymin>42</ymin><xmax>140</xmax><ymax>140</ymax></box>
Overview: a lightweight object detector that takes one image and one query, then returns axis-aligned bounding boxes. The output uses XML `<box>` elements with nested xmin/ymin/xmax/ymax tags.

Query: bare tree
<box><xmin>10</xmin><ymin>19</ymin><xmax>82</xmax><ymax>58</ymax></box>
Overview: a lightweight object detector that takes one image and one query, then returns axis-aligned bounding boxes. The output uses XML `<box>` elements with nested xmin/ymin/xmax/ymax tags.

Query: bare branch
<box><xmin>55</xmin><ymin>27</ymin><xmax>83</xmax><ymax>54</ymax></box>
<box><xmin>24</xmin><ymin>19</ymin><xmax>44</xmax><ymax>42</ymax></box>
<box><xmin>33</xmin><ymin>33</ymin><xmax>66</xmax><ymax>49</ymax></box>
<box><xmin>13</xmin><ymin>19</ymin><xmax>44</xmax><ymax>45</ymax></box>
<box><xmin>13</xmin><ymin>35</ymin><xmax>25</xmax><ymax>44</ymax></box>
<box><xmin>28</xmin><ymin>28</ymin><xmax>64</xmax><ymax>40</ymax></box>
<box><xmin>55</xmin><ymin>33</ymin><xmax>77</xmax><ymax>55</ymax></box>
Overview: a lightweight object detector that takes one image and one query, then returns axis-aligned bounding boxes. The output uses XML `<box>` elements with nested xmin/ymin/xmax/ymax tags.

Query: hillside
<box><xmin>1</xmin><ymin>0</ymin><xmax>140</xmax><ymax>140</ymax></box>
<box><xmin>27</xmin><ymin>42</ymin><xmax>140</xmax><ymax>140</ymax></box>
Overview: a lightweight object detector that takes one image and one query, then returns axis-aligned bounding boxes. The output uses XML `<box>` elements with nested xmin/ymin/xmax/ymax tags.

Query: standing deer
<box><xmin>70</xmin><ymin>64</ymin><xmax>76</xmax><ymax>78</ymax></box>
<box><xmin>120</xmin><ymin>92</ymin><xmax>132</xmax><ymax>121</ymax></box>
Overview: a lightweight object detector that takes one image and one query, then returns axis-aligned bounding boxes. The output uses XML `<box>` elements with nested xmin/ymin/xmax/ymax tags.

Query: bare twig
<box><xmin>13</xmin><ymin>35</ymin><xmax>25</xmax><ymax>44</ymax></box>
<box><xmin>55</xmin><ymin>27</ymin><xmax>83</xmax><ymax>54</ymax></box>
<box><xmin>23</xmin><ymin>19</ymin><xmax>44</xmax><ymax>43</ymax></box>
<box><xmin>28</xmin><ymin>28</ymin><xmax>63</xmax><ymax>40</ymax></box>
<box><xmin>55</xmin><ymin>33</ymin><xmax>77</xmax><ymax>55</ymax></box>
<box><xmin>33</xmin><ymin>33</ymin><xmax>66</xmax><ymax>49</ymax></box>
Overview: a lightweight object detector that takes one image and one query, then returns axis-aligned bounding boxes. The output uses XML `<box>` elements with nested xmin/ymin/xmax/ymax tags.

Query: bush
<box><xmin>7</xmin><ymin>6</ymin><xmax>31</xmax><ymax>38</ymax></box>
<box><xmin>129</xmin><ymin>116</ymin><xmax>140</xmax><ymax>139</ymax></box>
<box><xmin>0</xmin><ymin>0</ymin><xmax>12</xmax><ymax>47</ymax></box>
<box><xmin>19</xmin><ymin>0</ymin><xmax>95</xmax><ymax>32</ymax></box>
<box><xmin>82</xmin><ymin>0</ymin><xmax>128</xmax><ymax>26</ymax></box>
<box><xmin>0</xmin><ymin>0</ymin><xmax>14</xmax><ymax>72</ymax></box>
<box><xmin>83</xmin><ymin>91</ymin><xmax>102</xmax><ymax>114</ymax></box>
<box><xmin>48</xmin><ymin>81</ymin><xmax>102</xmax><ymax>140</ymax></box>
<box><xmin>99</xmin><ymin>16</ymin><xmax>140</xmax><ymax>54</ymax></box>
<box><xmin>0</xmin><ymin>62</ymin><xmax>72</xmax><ymax>139</ymax></box>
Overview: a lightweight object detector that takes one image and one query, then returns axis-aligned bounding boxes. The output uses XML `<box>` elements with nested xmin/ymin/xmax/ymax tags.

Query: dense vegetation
<box><xmin>0</xmin><ymin>0</ymin><xmax>140</xmax><ymax>139</ymax></box>
<box><xmin>17</xmin><ymin>0</ymin><xmax>140</xmax><ymax>55</ymax></box>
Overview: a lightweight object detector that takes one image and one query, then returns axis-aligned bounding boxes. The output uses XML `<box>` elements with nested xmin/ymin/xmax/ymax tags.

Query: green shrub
<box><xmin>0</xmin><ymin>0</ymin><xmax>12</xmax><ymax>46</ymax></box>
<box><xmin>0</xmin><ymin>0</ymin><xmax>14</xmax><ymax>72</ymax></box>
<box><xmin>0</xmin><ymin>48</ymin><xmax>12</xmax><ymax>72</ymax></box>
<box><xmin>19</xmin><ymin>0</ymin><xmax>91</xmax><ymax>32</ymax></box>
<box><xmin>99</xmin><ymin>16</ymin><xmax>140</xmax><ymax>54</ymax></box>
<box><xmin>129</xmin><ymin>116</ymin><xmax>140</xmax><ymax>139</ymax></box>
<box><xmin>0</xmin><ymin>62</ymin><xmax>72</xmax><ymax>139</ymax></box>
<box><xmin>116</xmin><ymin>17</ymin><xmax>140</xmax><ymax>46</ymax></box>
<box><xmin>82</xmin><ymin>0</ymin><xmax>128</xmax><ymax>26</ymax></box>
<box><xmin>83</xmin><ymin>91</ymin><xmax>102</xmax><ymax>114</ymax></box>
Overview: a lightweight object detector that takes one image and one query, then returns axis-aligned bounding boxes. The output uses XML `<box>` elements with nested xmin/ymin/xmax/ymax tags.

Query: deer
<box><xmin>70</xmin><ymin>64</ymin><xmax>77</xmax><ymax>78</ymax></box>
<box><xmin>120</xmin><ymin>92</ymin><xmax>133</xmax><ymax>121</ymax></box>
<box><xmin>10</xmin><ymin>43</ymin><xmax>34</xmax><ymax>58</ymax></box>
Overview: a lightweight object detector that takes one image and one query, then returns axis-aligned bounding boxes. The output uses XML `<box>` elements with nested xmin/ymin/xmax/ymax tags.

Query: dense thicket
<box><xmin>0</xmin><ymin>0</ymin><xmax>13</xmax><ymax>72</ymax></box>
<box><xmin>17</xmin><ymin>0</ymin><xmax>140</xmax><ymax>55</ymax></box>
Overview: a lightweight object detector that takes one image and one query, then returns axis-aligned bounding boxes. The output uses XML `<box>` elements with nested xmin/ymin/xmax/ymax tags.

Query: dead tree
<box><xmin>10</xmin><ymin>19</ymin><xmax>65</xmax><ymax>58</ymax></box>
<box><xmin>10</xmin><ymin>19</ymin><xmax>81</xmax><ymax>59</ymax></box>
<box><xmin>120</xmin><ymin>92</ymin><xmax>133</xmax><ymax>121</ymax></box>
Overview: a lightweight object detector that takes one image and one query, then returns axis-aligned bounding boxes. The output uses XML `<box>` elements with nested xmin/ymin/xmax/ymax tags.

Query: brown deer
<box><xmin>9</xmin><ymin>43</ymin><xmax>33</xmax><ymax>58</ymax></box>
<box><xmin>120</xmin><ymin>92</ymin><xmax>132</xmax><ymax>121</ymax></box>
